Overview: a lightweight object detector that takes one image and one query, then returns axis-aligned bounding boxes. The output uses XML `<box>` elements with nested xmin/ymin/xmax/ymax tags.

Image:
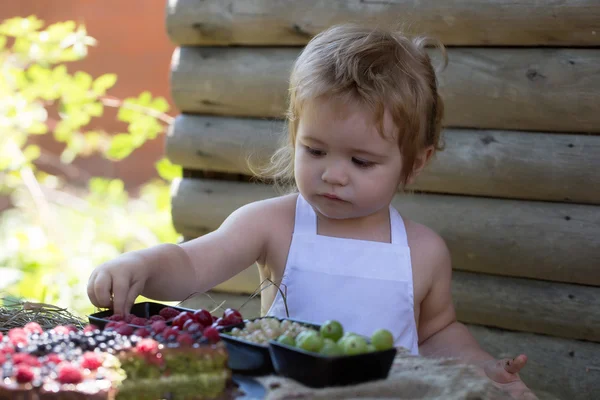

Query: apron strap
<box><xmin>294</xmin><ymin>194</ymin><xmax>317</xmax><ymax>234</ymax></box>
<box><xmin>390</xmin><ymin>207</ymin><xmax>409</xmax><ymax>246</ymax></box>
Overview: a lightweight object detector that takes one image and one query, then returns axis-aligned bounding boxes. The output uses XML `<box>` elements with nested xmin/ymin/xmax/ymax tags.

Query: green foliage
<box><xmin>0</xmin><ymin>16</ymin><xmax>182</xmax><ymax>316</ymax></box>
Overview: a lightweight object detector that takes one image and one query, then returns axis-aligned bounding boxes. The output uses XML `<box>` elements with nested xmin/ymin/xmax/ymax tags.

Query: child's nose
<box><xmin>322</xmin><ymin>163</ymin><xmax>348</xmax><ymax>186</ymax></box>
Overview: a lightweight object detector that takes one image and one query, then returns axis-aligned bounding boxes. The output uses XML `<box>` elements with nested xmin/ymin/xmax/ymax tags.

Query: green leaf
<box><xmin>89</xmin><ymin>177</ymin><xmax>109</xmax><ymax>195</ymax></box>
<box><xmin>150</xmin><ymin>97</ymin><xmax>170</xmax><ymax>113</ymax></box>
<box><xmin>106</xmin><ymin>134</ymin><xmax>136</xmax><ymax>160</ymax></box>
<box><xmin>0</xmin><ymin>35</ymin><xmax>6</xmax><ymax>50</ymax></box>
<box><xmin>92</xmin><ymin>73</ymin><xmax>117</xmax><ymax>95</ymax></box>
<box><xmin>155</xmin><ymin>158</ymin><xmax>182</xmax><ymax>182</ymax></box>
<box><xmin>137</xmin><ymin>91</ymin><xmax>152</xmax><ymax>106</ymax></box>
<box><xmin>74</xmin><ymin>71</ymin><xmax>92</xmax><ymax>90</ymax></box>
<box><xmin>23</xmin><ymin>145</ymin><xmax>41</xmax><ymax>162</ymax></box>
<box><xmin>85</xmin><ymin>101</ymin><xmax>103</xmax><ymax>117</ymax></box>
<box><xmin>45</xmin><ymin>21</ymin><xmax>76</xmax><ymax>41</ymax></box>
<box><xmin>117</xmin><ymin>104</ymin><xmax>136</xmax><ymax>123</ymax></box>
<box><xmin>0</xmin><ymin>16</ymin><xmax>44</xmax><ymax>37</ymax></box>
<box><xmin>27</xmin><ymin>122</ymin><xmax>48</xmax><ymax>134</ymax></box>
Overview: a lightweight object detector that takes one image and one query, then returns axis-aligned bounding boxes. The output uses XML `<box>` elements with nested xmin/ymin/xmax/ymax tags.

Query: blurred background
<box><xmin>0</xmin><ymin>0</ymin><xmax>181</xmax><ymax>314</ymax></box>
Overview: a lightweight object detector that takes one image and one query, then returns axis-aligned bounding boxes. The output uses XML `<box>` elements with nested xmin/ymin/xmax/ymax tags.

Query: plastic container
<box><xmin>219</xmin><ymin>317</ymin><xmax>321</xmax><ymax>376</ymax></box>
<box><xmin>88</xmin><ymin>301</ymin><xmax>195</xmax><ymax>329</ymax></box>
<box><xmin>268</xmin><ymin>340</ymin><xmax>397</xmax><ymax>388</ymax></box>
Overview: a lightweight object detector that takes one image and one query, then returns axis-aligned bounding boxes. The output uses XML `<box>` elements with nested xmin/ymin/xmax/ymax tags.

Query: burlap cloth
<box><xmin>254</xmin><ymin>348</ymin><xmax>557</xmax><ymax>400</ymax></box>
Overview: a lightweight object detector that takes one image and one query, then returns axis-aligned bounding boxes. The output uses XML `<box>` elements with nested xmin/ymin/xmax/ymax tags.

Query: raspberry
<box><xmin>0</xmin><ymin>331</ymin><xmax>3</xmax><ymax>341</ymax></box>
<box><xmin>23</xmin><ymin>322</ymin><xmax>43</xmax><ymax>335</ymax></box>
<box><xmin>57</xmin><ymin>363</ymin><xmax>83</xmax><ymax>384</ymax></box>
<box><xmin>149</xmin><ymin>315</ymin><xmax>165</xmax><ymax>322</ymax></box>
<box><xmin>176</xmin><ymin>333</ymin><xmax>194</xmax><ymax>346</ymax></box>
<box><xmin>108</xmin><ymin>314</ymin><xmax>124</xmax><ymax>321</ymax></box>
<box><xmin>158</xmin><ymin>307</ymin><xmax>179</xmax><ymax>320</ymax></box>
<box><xmin>83</xmin><ymin>324</ymin><xmax>98</xmax><ymax>333</ymax></box>
<box><xmin>115</xmin><ymin>324</ymin><xmax>134</xmax><ymax>336</ymax></box>
<box><xmin>52</xmin><ymin>326</ymin><xmax>71</xmax><ymax>336</ymax></box>
<box><xmin>15</xmin><ymin>365</ymin><xmax>35</xmax><ymax>384</ymax></box>
<box><xmin>1</xmin><ymin>344</ymin><xmax>15</xmax><ymax>355</ymax></box>
<box><xmin>105</xmin><ymin>321</ymin><xmax>126</xmax><ymax>330</ymax></box>
<box><xmin>46</xmin><ymin>353</ymin><xmax>63</xmax><ymax>365</ymax></box>
<box><xmin>150</xmin><ymin>320</ymin><xmax>167</xmax><ymax>334</ymax></box>
<box><xmin>13</xmin><ymin>353</ymin><xmax>41</xmax><ymax>367</ymax></box>
<box><xmin>136</xmin><ymin>338</ymin><xmax>159</xmax><ymax>355</ymax></box>
<box><xmin>8</xmin><ymin>328</ymin><xmax>28</xmax><ymax>346</ymax></box>
<box><xmin>81</xmin><ymin>352</ymin><xmax>103</xmax><ymax>370</ymax></box>
<box><xmin>203</xmin><ymin>327</ymin><xmax>220</xmax><ymax>343</ymax></box>
<box><xmin>162</xmin><ymin>327</ymin><xmax>178</xmax><ymax>340</ymax></box>
<box><xmin>124</xmin><ymin>314</ymin><xmax>136</xmax><ymax>323</ymax></box>
<box><xmin>130</xmin><ymin>317</ymin><xmax>147</xmax><ymax>326</ymax></box>
<box><xmin>133</xmin><ymin>328</ymin><xmax>150</xmax><ymax>338</ymax></box>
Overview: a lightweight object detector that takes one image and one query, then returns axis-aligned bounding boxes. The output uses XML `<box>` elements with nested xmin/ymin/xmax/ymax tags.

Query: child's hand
<box><xmin>87</xmin><ymin>252</ymin><xmax>149</xmax><ymax>316</ymax></box>
<box><xmin>482</xmin><ymin>355</ymin><xmax>539</xmax><ymax>400</ymax></box>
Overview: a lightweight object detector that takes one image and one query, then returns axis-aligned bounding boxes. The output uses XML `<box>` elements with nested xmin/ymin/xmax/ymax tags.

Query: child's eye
<box><xmin>305</xmin><ymin>146</ymin><xmax>325</xmax><ymax>157</ymax></box>
<box><xmin>352</xmin><ymin>157</ymin><xmax>375</xmax><ymax>168</ymax></box>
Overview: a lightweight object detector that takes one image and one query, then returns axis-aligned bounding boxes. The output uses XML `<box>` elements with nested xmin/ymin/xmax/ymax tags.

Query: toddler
<box><xmin>88</xmin><ymin>24</ymin><xmax>536</xmax><ymax>399</ymax></box>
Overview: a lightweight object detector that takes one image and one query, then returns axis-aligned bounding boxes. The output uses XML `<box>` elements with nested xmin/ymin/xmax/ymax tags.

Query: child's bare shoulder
<box><xmin>403</xmin><ymin>218</ymin><xmax>452</xmax><ymax>281</ymax></box>
<box><xmin>228</xmin><ymin>193</ymin><xmax>298</xmax><ymax>235</ymax></box>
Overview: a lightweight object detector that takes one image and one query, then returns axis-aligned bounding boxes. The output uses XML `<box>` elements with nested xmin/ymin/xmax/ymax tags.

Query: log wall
<box><xmin>164</xmin><ymin>1</ymin><xmax>600</xmax><ymax>398</ymax></box>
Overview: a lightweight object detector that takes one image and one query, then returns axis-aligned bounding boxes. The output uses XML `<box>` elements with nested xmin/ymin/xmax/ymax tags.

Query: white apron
<box><xmin>266</xmin><ymin>194</ymin><xmax>419</xmax><ymax>355</ymax></box>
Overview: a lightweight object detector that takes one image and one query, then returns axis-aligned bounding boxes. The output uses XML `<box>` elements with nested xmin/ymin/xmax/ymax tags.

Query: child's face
<box><xmin>294</xmin><ymin>97</ymin><xmax>404</xmax><ymax>220</ymax></box>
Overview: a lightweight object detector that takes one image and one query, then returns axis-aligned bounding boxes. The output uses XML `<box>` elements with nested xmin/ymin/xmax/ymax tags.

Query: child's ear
<box><xmin>407</xmin><ymin>146</ymin><xmax>435</xmax><ymax>185</ymax></box>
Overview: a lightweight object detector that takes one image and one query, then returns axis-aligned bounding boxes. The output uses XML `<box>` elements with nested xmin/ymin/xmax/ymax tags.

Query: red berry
<box><xmin>83</xmin><ymin>324</ymin><xmax>98</xmax><ymax>333</ymax></box>
<box><xmin>182</xmin><ymin>319</ymin><xmax>196</xmax><ymax>330</ymax></box>
<box><xmin>223</xmin><ymin>308</ymin><xmax>242</xmax><ymax>320</ymax></box>
<box><xmin>136</xmin><ymin>338</ymin><xmax>159</xmax><ymax>355</ymax></box>
<box><xmin>1</xmin><ymin>345</ymin><xmax>15</xmax><ymax>355</ymax></box>
<box><xmin>150</xmin><ymin>321</ymin><xmax>167</xmax><ymax>334</ymax></box>
<box><xmin>52</xmin><ymin>326</ymin><xmax>71</xmax><ymax>336</ymax></box>
<box><xmin>81</xmin><ymin>352</ymin><xmax>103</xmax><ymax>370</ymax></box>
<box><xmin>133</xmin><ymin>328</ymin><xmax>150</xmax><ymax>338</ymax></box>
<box><xmin>12</xmin><ymin>353</ymin><xmax>40</xmax><ymax>367</ymax></box>
<box><xmin>172</xmin><ymin>312</ymin><xmax>192</xmax><ymax>329</ymax></box>
<box><xmin>212</xmin><ymin>315</ymin><xmax>218</xmax><ymax>322</ymax></box>
<box><xmin>0</xmin><ymin>332</ymin><xmax>3</xmax><ymax>341</ymax></box>
<box><xmin>222</xmin><ymin>314</ymin><xmax>243</xmax><ymax>326</ymax></box>
<box><xmin>124</xmin><ymin>314</ymin><xmax>136</xmax><ymax>323</ymax></box>
<box><xmin>57</xmin><ymin>363</ymin><xmax>83</xmax><ymax>384</ymax></box>
<box><xmin>158</xmin><ymin>307</ymin><xmax>180</xmax><ymax>320</ymax></box>
<box><xmin>46</xmin><ymin>353</ymin><xmax>63</xmax><ymax>365</ymax></box>
<box><xmin>8</xmin><ymin>328</ymin><xmax>28</xmax><ymax>346</ymax></box>
<box><xmin>162</xmin><ymin>327</ymin><xmax>178</xmax><ymax>339</ymax></box>
<box><xmin>149</xmin><ymin>315</ymin><xmax>165</xmax><ymax>322</ymax></box>
<box><xmin>108</xmin><ymin>314</ymin><xmax>124</xmax><ymax>322</ymax></box>
<box><xmin>23</xmin><ymin>322</ymin><xmax>43</xmax><ymax>335</ymax></box>
<box><xmin>216</xmin><ymin>317</ymin><xmax>229</xmax><ymax>327</ymax></box>
<box><xmin>105</xmin><ymin>321</ymin><xmax>126</xmax><ymax>330</ymax></box>
<box><xmin>176</xmin><ymin>333</ymin><xmax>194</xmax><ymax>346</ymax></box>
<box><xmin>15</xmin><ymin>365</ymin><xmax>35</xmax><ymax>384</ymax></box>
<box><xmin>130</xmin><ymin>317</ymin><xmax>147</xmax><ymax>326</ymax></box>
<box><xmin>203</xmin><ymin>327</ymin><xmax>220</xmax><ymax>343</ymax></box>
<box><xmin>192</xmin><ymin>309</ymin><xmax>213</xmax><ymax>327</ymax></box>
<box><xmin>115</xmin><ymin>324</ymin><xmax>134</xmax><ymax>336</ymax></box>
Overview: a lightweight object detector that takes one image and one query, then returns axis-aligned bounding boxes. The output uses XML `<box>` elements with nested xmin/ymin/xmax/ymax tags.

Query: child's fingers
<box><xmin>111</xmin><ymin>276</ymin><xmax>131</xmax><ymax>316</ymax></box>
<box><xmin>123</xmin><ymin>280</ymin><xmax>145</xmax><ymax>318</ymax></box>
<box><xmin>93</xmin><ymin>271</ymin><xmax>114</xmax><ymax>309</ymax></box>
<box><xmin>504</xmin><ymin>354</ymin><xmax>528</xmax><ymax>375</ymax></box>
<box><xmin>86</xmin><ymin>271</ymin><xmax>99</xmax><ymax>307</ymax></box>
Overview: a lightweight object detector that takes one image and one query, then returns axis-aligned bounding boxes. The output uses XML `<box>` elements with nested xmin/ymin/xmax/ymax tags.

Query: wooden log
<box><xmin>170</xmin><ymin>47</ymin><xmax>600</xmax><ymax>133</ymax></box>
<box><xmin>166</xmin><ymin>115</ymin><xmax>600</xmax><ymax>204</ymax></box>
<box><xmin>468</xmin><ymin>325</ymin><xmax>600</xmax><ymax>400</ymax></box>
<box><xmin>453</xmin><ymin>271</ymin><xmax>600</xmax><ymax>342</ymax></box>
<box><xmin>170</xmin><ymin>178</ymin><xmax>600</xmax><ymax>286</ymax></box>
<box><xmin>165</xmin><ymin>0</ymin><xmax>600</xmax><ymax>47</ymax></box>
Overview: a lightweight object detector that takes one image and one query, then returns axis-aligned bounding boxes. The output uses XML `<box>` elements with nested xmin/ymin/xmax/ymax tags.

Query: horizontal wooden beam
<box><xmin>170</xmin><ymin>178</ymin><xmax>600</xmax><ymax>286</ymax></box>
<box><xmin>468</xmin><ymin>325</ymin><xmax>600</xmax><ymax>400</ymax></box>
<box><xmin>170</xmin><ymin>47</ymin><xmax>600</xmax><ymax>133</ymax></box>
<box><xmin>165</xmin><ymin>0</ymin><xmax>600</xmax><ymax>47</ymax></box>
<box><xmin>166</xmin><ymin>115</ymin><xmax>600</xmax><ymax>204</ymax></box>
<box><xmin>453</xmin><ymin>271</ymin><xmax>600</xmax><ymax>342</ymax></box>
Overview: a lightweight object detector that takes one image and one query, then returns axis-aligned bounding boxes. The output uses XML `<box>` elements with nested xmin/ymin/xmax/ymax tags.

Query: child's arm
<box><xmin>87</xmin><ymin>200</ymin><xmax>273</xmax><ymax>316</ymax></box>
<box><xmin>415</xmin><ymin>230</ymin><xmax>537</xmax><ymax>399</ymax></box>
